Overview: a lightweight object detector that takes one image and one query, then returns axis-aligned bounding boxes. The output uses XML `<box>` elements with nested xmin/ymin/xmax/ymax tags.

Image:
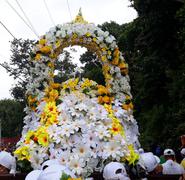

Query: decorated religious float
<box><xmin>14</xmin><ymin>10</ymin><xmax>140</xmax><ymax>178</ymax></box>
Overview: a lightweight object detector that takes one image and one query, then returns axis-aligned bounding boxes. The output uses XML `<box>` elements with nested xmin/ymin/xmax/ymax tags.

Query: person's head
<box><xmin>163</xmin><ymin>149</ymin><xmax>175</xmax><ymax>161</ymax></box>
<box><xmin>0</xmin><ymin>151</ymin><xmax>16</xmax><ymax>174</ymax></box>
<box><xmin>180</xmin><ymin>148</ymin><xmax>185</xmax><ymax>158</ymax></box>
<box><xmin>138</xmin><ymin>152</ymin><xmax>161</xmax><ymax>174</ymax></box>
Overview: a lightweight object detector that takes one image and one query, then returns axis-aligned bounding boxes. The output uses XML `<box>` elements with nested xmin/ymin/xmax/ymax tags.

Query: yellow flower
<box><xmin>81</xmin><ymin>79</ymin><xmax>93</xmax><ymax>89</ymax></box>
<box><xmin>72</xmin><ymin>33</ymin><xmax>78</xmax><ymax>39</ymax></box>
<box><xmin>68</xmin><ymin>178</ymin><xmax>82</xmax><ymax>180</ymax></box>
<box><xmin>97</xmin><ymin>85</ymin><xmax>109</xmax><ymax>95</ymax></box>
<box><xmin>49</xmin><ymin>89</ymin><xmax>59</xmax><ymax>101</ymax></box>
<box><xmin>40</xmin><ymin>46</ymin><xmax>51</xmax><ymax>54</ymax></box>
<box><xmin>39</xmin><ymin>39</ymin><xmax>46</xmax><ymax>45</ymax></box>
<box><xmin>37</xmin><ymin>133</ymin><xmax>49</xmax><ymax>147</ymax></box>
<box><xmin>50</xmin><ymin>82</ymin><xmax>61</xmax><ymax>89</ymax></box>
<box><xmin>124</xmin><ymin>145</ymin><xmax>139</xmax><ymax>165</ymax></box>
<box><xmin>122</xmin><ymin>102</ymin><xmax>134</xmax><ymax>110</ymax></box>
<box><xmin>102</xmin><ymin>96</ymin><xmax>112</xmax><ymax>104</ymax></box>
<box><xmin>14</xmin><ymin>146</ymin><xmax>30</xmax><ymax>160</ymax></box>
<box><xmin>110</xmin><ymin>122</ymin><xmax>124</xmax><ymax>136</ymax></box>
<box><xmin>25</xmin><ymin>130</ymin><xmax>34</xmax><ymax>144</ymax></box>
<box><xmin>101</xmin><ymin>56</ymin><xmax>107</xmax><ymax>62</ymax></box>
<box><xmin>104</xmin><ymin>104</ymin><xmax>113</xmax><ymax>114</ymax></box>
<box><xmin>86</xmin><ymin>32</ymin><xmax>91</xmax><ymax>37</ymax></box>
<box><xmin>44</xmin><ymin>101</ymin><xmax>57</xmax><ymax>113</ymax></box>
<box><xmin>93</xmin><ymin>37</ymin><xmax>97</xmax><ymax>42</ymax></box>
<box><xmin>111</xmin><ymin>57</ymin><xmax>119</xmax><ymax>65</ymax></box>
<box><xmin>55</xmin><ymin>40</ymin><xmax>61</xmax><ymax>48</ymax></box>
<box><xmin>35</xmin><ymin>53</ymin><xmax>41</xmax><ymax>60</ymax></box>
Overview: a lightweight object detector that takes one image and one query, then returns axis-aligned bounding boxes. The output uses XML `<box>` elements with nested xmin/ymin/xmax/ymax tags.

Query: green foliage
<box><xmin>60</xmin><ymin>173</ymin><xmax>71</xmax><ymax>180</ymax></box>
<box><xmin>0</xmin><ymin>99</ymin><xmax>24</xmax><ymax>137</ymax></box>
<box><xmin>79</xmin><ymin>50</ymin><xmax>105</xmax><ymax>85</ymax></box>
<box><xmin>0</xmin><ymin>39</ymin><xmax>35</xmax><ymax>102</ymax></box>
<box><xmin>16</xmin><ymin>159</ymin><xmax>33</xmax><ymax>173</ymax></box>
<box><xmin>54</xmin><ymin>50</ymin><xmax>77</xmax><ymax>83</ymax></box>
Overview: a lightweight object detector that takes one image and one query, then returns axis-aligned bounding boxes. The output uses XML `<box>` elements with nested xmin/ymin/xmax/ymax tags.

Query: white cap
<box><xmin>139</xmin><ymin>152</ymin><xmax>160</xmax><ymax>172</ymax></box>
<box><xmin>138</xmin><ymin>148</ymin><xmax>144</xmax><ymax>154</ymax></box>
<box><xmin>25</xmin><ymin>170</ymin><xmax>42</xmax><ymax>180</ymax></box>
<box><xmin>164</xmin><ymin>149</ymin><xmax>175</xmax><ymax>156</ymax></box>
<box><xmin>180</xmin><ymin>148</ymin><xmax>185</xmax><ymax>156</ymax></box>
<box><xmin>162</xmin><ymin>159</ymin><xmax>185</xmax><ymax>175</ymax></box>
<box><xmin>0</xmin><ymin>151</ymin><xmax>16</xmax><ymax>170</ymax></box>
<box><xmin>38</xmin><ymin>164</ymin><xmax>76</xmax><ymax>180</ymax></box>
<box><xmin>41</xmin><ymin>159</ymin><xmax>60</xmax><ymax>170</ymax></box>
<box><xmin>103</xmin><ymin>162</ymin><xmax>130</xmax><ymax>180</ymax></box>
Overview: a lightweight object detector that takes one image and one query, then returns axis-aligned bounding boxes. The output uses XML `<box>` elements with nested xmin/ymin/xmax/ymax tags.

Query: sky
<box><xmin>0</xmin><ymin>0</ymin><xmax>137</xmax><ymax>99</ymax></box>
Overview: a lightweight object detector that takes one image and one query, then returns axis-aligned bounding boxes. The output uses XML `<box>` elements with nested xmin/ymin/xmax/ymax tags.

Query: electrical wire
<box><xmin>0</xmin><ymin>20</ymin><xmax>16</xmax><ymax>39</ymax></box>
<box><xmin>43</xmin><ymin>0</ymin><xmax>55</xmax><ymax>26</ymax></box>
<box><xmin>6</xmin><ymin>0</ymin><xmax>39</xmax><ymax>38</ymax></box>
<box><xmin>66</xmin><ymin>0</ymin><xmax>72</xmax><ymax>21</ymax></box>
<box><xmin>15</xmin><ymin>0</ymin><xmax>39</xmax><ymax>37</ymax></box>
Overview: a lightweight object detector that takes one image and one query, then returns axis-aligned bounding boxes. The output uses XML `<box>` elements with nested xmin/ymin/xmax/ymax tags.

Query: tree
<box><xmin>79</xmin><ymin>50</ymin><xmax>105</xmax><ymax>85</ymax></box>
<box><xmin>0</xmin><ymin>39</ymin><xmax>35</xmax><ymax>102</ymax></box>
<box><xmin>0</xmin><ymin>99</ymin><xmax>24</xmax><ymax>137</ymax></box>
<box><xmin>128</xmin><ymin>0</ymin><xmax>185</xmax><ymax>148</ymax></box>
<box><xmin>1</xmin><ymin>39</ymin><xmax>77</xmax><ymax>102</ymax></box>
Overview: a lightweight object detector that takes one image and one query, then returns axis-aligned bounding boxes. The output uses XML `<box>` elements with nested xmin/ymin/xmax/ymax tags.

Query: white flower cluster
<box><xmin>16</xmin><ymin>20</ymin><xmax>140</xmax><ymax>177</ymax></box>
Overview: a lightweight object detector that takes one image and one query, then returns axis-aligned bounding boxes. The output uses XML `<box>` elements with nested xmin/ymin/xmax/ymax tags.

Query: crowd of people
<box><xmin>0</xmin><ymin>147</ymin><xmax>184</xmax><ymax>179</ymax></box>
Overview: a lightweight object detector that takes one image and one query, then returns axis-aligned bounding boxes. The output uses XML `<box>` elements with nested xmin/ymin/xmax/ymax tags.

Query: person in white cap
<box><xmin>180</xmin><ymin>148</ymin><xmax>185</xmax><ymax>169</ymax></box>
<box><xmin>138</xmin><ymin>152</ymin><xmax>162</xmax><ymax>175</ymax></box>
<box><xmin>25</xmin><ymin>170</ymin><xmax>42</xmax><ymax>180</ymax></box>
<box><xmin>25</xmin><ymin>164</ymin><xmax>76</xmax><ymax>180</ymax></box>
<box><xmin>0</xmin><ymin>151</ymin><xmax>16</xmax><ymax>174</ymax></box>
<box><xmin>38</xmin><ymin>164</ymin><xmax>76</xmax><ymax>180</ymax></box>
<box><xmin>103</xmin><ymin>162</ymin><xmax>130</xmax><ymax>180</ymax></box>
<box><xmin>162</xmin><ymin>148</ymin><xmax>185</xmax><ymax>174</ymax></box>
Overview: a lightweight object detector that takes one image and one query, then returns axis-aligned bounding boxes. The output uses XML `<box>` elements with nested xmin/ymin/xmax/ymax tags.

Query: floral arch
<box><xmin>14</xmin><ymin>11</ymin><xmax>140</xmax><ymax>177</ymax></box>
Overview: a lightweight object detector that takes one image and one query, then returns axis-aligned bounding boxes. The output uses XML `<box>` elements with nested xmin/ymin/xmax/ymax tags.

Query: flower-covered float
<box><xmin>14</xmin><ymin>10</ymin><xmax>140</xmax><ymax>178</ymax></box>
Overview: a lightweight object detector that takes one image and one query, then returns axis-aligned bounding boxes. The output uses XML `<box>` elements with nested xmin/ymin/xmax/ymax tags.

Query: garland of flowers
<box><xmin>14</xmin><ymin>12</ymin><xmax>140</xmax><ymax>178</ymax></box>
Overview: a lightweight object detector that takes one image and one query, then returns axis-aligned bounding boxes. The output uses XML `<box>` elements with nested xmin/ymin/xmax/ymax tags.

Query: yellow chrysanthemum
<box><xmin>37</xmin><ymin>133</ymin><xmax>49</xmax><ymax>147</ymax></box>
<box><xmin>81</xmin><ymin>79</ymin><xmax>93</xmax><ymax>89</ymax></box>
<box><xmin>97</xmin><ymin>85</ymin><xmax>109</xmax><ymax>95</ymax></box>
<box><xmin>14</xmin><ymin>146</ymin><xmax>30</xmax><ymax>160</ymax></box>
<box><xmin>35</xmin><ymin>53</ymin><xmax>41</xmax><ymax>60</ymax></box>
<box><xmin>44</xmin><ymin>101</ymin><xmax>57</xmax><ymax>114</ymax></box>
<box><xmin>86</xmin><ymin>32</ymin><xmax>91</xmax><ymax>37</ymax></box>
<box><xmin>49</xmin><ymin>89</ymin><xmax>59</xmax><ymax>101</ymax></box>
<box><xmin>110</xmin><ymin>122</ymin><xmax>124</xmax><ymax>136</ymax></box>
<box><xmin>40</xmin><ymin>46</ymin><xmax>51</xmax><ymax>54</ymax></box>
<box><xmin>25</xmin><ymin>130</ymin><xmax>34</xmax><ymax>144</ymax></box>
<box><xmin>39</xmin><ymin>39</ymin><xmax>46</xmax><ymax>45</ymax></box>
<box><xmin>122</xmin><ymin>102</ymin><xmax>134</xmax><ymax>110</ymax></box>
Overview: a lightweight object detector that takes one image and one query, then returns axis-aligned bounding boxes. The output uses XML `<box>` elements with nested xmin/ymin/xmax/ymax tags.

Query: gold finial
<box><xmin>73</xmin><ymin>8</ymin><xmax>88</xmax><ymax>24</ymax></box>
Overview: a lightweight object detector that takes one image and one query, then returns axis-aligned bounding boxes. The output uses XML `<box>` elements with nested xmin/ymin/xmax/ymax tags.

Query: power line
<box><xmin>66</xmin><ymin>0</ymin><xmax>72</xmax><ymax>21</ymax></box>
<box><xmin>6</xmin><ymin>0</ymin><xmax>39</xmax><ymax>38</ymax></box>
<box><xmin>0</xmin><ymin>20</ymin><xmax>16</xmax><ymax>39</ymax></box>
<box><xmin>15</xmin><ymin>0</ymin><xmax>39</xmax><ymax>37</ymax></box>
<box><xmin>43</xmin><ymin>0</ymin><xmax>55</xmax><ymax>26</ymax></box>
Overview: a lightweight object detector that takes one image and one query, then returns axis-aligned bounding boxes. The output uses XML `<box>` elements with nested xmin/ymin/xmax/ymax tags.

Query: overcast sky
<box><xmin>0</xmin><ymin>0</ymin><xmax>137</xmax><ymax>99</ymax></box>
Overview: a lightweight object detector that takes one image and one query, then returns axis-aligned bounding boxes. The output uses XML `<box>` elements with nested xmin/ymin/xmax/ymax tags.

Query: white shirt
<box><xmin>162</xmin><ymin>160</ymin><xmax>185</xmax><ymax>175</ymax></box>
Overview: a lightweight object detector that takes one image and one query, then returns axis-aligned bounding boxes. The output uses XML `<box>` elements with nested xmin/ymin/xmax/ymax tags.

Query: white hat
<box><xmin>38</xmin><ymin>164</ymin><xmax>76</xmax><ymax>180</ymax></box>
<box><xmin>0</xmin><ymin>151</ymin><xmax>16</xmax><ymax>170</ymax></box>
<box><xmin>25</xmin><ymin>170</ymin><xmax>42</xmax><ymax>180</ymax></box>
<box><xmin>138</xmin><ymin>148</ymin><xmax>144</xmax><ymax>154</ymax></box>
<box><xmin>103</xmin><ymin>162</ymin><xmax>130</xmax><ymax>180</ymax></box>
<box><xmin>41</xmin><ymin>159</ymin><xmax>60</xmax><ymax>170</ymax></box>
<box><xmin>180</xmin><ymin>148</ymin><xmax>185</xmax><ymax>156</ymax></box>
<box><xmin>162</xmin><ymin>159</ymin><xmax>185</xmax><ymax>175</ymax></box>
<box><xmin>139</xmin><ymin>152</ymin><xmax>160</xmax><ymax>172</ymax></box>
<box><xmin>164</xmin><ymin>149</ymin><xmax>175</xmax><ymax>156</ymax></box>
